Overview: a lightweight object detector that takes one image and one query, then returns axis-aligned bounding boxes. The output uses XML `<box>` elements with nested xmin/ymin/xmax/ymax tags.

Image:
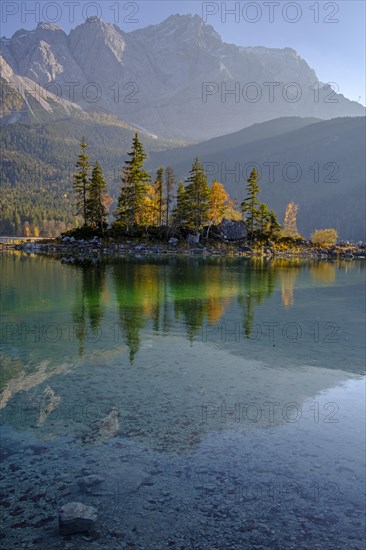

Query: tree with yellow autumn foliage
<box><xmin>311</xmin><ymin>228</ymin><xmax>338</xmax><ymax>247</ymax></box>
<box><xmin>207</xmin><ymin>180</ymin><xmax>232</xmax><ymax>236</ymax></box>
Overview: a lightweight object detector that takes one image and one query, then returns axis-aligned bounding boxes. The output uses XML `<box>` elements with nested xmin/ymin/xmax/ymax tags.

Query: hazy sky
<box><xmin>2</xmin><ymin>1</ymin><xmax>365</xmax><ymax>105</ymax></box>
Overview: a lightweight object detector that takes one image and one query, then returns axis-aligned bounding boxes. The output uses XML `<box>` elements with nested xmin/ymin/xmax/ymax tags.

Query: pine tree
<box><xmin>173</xmin><ymin>181</ymin><xmax>188</xmax><ymax>226</ymax></box>
<box><xmin>165</xmin><ymin>166</ymin><xmax>175</xmax><ymax>226</ymax></box>
<box><xmin>87</xmin><ymin>161</ymin><xmax>108</xmax><ymax>232</ymax></box>
<box><xmin>13</xmin><ymin>210</ymin><xmax>21</xmax><ymax>235</ymax></box>
<box><xmin>73</xmin><ymin>138</ymin><xmax>90</xmax><ymax>226</ymax></box>
<box><xmin>257</xmin><ymin>203</ymin><xmax>281</xmax><ymax>239</ymax></box>
<box><xmin>115</xmin><ymin>177</ymin><xmax>135</xmax><ymax>230</ymax></box>
<box><xmin>114</xmin><ymin>133</ymin><xmax>150</xmax><ymax>229</ymax></box>
<box><xmin>184</xmin><ymin>157</ymin><xmax>211</xmax><ymax>231</ymax></box>
<box><xmin>241</xmin><ymin>168</ymin><xmax>261</xmax><ymax>239</ymax></box>
<box><xmin>154</xmin><ymin>167</ymin><xmax>165</xmax><ymax>226</ymax></box>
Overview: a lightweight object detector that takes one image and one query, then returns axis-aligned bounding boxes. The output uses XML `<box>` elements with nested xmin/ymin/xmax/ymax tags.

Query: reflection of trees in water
<box><xmin>171</xmin><ymin>260</ymin><xmax>238</xmax><ymax>341</ymax></box>
<box><xmin>273</xmin><ymin>259</ymin><xmax>302</xmax><ymax>310</ymax></box>
<box><xmin>72</xmin><ymin>266</ymin><xmax>106</xmax><ymax>356</ymax></box>
<box><xmin>238</xmin><ymin>260</ymin><xmax>278</xmax><ymax>338</ymax></box>
<box><xmin>72</xmin><ymin>258</ymin><xmax>342</xmax><ymax>363</ymax></box>
<box><xmin>113</xmin><ymin>262</ymin><xmax>159</xmax><ymax>364</ymax></box>
<box><xmin>309</xmin><ymin>262</ymin><xmax>336</xmax><ymax>285</ymax></box>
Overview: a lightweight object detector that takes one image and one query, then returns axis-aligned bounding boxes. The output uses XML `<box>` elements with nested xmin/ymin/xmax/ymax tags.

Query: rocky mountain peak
<box><xmin>2</xmin><ymin>15</ymin><xmax>365</xmax><ymax>140</ymax></box>
<box><xmin>132</xmin><ymin>13</ymin><xmax>222</xmax><ymax>50</ymax></box>
<box><xmin>69</xmin><ymin>17</ymin><xmax>125</xmax><ymax>63</ymax></box>
<box><xmin>36</xmin><ymin>22</ymin><xmax>63</xmax><ymax>32</ymax></box>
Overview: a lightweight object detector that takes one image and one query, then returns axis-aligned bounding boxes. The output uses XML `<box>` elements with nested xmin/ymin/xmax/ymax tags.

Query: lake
<box><xmin>1</xmin><ymin>252</ymin><xmax>365</xmax><ymax>549</ymax></box>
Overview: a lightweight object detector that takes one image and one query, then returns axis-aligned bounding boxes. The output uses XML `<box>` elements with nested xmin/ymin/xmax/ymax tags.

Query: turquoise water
<box><xmin>1</xmin><ymin>253</ymin><xmax>365</xmax><ymax>548</ymax></box>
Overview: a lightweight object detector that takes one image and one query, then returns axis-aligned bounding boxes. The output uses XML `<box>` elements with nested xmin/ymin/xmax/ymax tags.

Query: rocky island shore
<box><xmin>4</xmin><ymin>234</ymin><xmax>365</xmax><ymax>264</ymax></box>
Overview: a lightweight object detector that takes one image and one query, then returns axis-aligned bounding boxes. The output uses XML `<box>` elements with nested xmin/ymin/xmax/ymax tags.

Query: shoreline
<box><xmin>2</xmin><ymin>237</ymin><xmax>365</xmax><ymax>262</ymax></box>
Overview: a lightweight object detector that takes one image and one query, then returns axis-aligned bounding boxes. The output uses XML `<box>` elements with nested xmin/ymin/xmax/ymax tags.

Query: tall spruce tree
<box><xmin>115</xmin><ymin>133</ymin><xmax>150</xmax><ymax>229</ymax></box>
<box><xmin>165</xmin><ymin>166</ymin><xmax>175</xmax><ymax>226</ymax></box>
<box><xmin>184</xmin><ymin>157</ymin><xmax>211</xmax><ymax>231</ymax></box>
<box><xmin>87</xmin><ymin>161</ymin><xmax>107</xmax><ymax>232</ymax></box>
<box><xmin>257</xmin><ymin>203</ymin><xmax>281</xmax><ymax>239</ymax></box>
<box><xmin>73</xmin><ymin>138</ymin><xmax>90</xmax><ymax>226</ymax></box>
<box><xmin>241</xmin><ymin>168</ymin><xmax>261</xmax><ymax>239</ymax></box>
<box><xmin>173</xmin><ymin>181</ymin><xmax>188</xmax><ymax>226</ymax></box>
<box><xmin>154</xmin><ymin>167</ymin><xmax>165</xmax><ymax>226</ymax></box>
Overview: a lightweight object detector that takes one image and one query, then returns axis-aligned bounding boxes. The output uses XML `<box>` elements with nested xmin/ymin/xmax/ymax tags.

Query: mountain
<box><xmin>150</xmin><ymin>116</ymin><xmax>366</xmax><ymax>240</ymax></box>
<box><xmin>0</xmin><ymin>54</ymin><xmax>82</xmax><ymax>124</ymax></box>
<box><xmin>1</xmin><ymin>15</ymin><xmax>364</xmax><ymax>140</ymax></box>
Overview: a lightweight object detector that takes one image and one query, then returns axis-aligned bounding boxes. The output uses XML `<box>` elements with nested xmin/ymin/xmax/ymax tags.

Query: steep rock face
<box><xmin>1</xmin><ymin>15</ymin><xmax>364</xmax><ymax>139</ymax></box>
<box><xmin>69</xmin><ymin>17</ymin><xmax>126</xmax><ymax>79</ymax></box>
<box><xmin>0</xmin><ymin>54</ymin><xmax>81</xmax><ymax>124</ymax></box>
<box><xmin>8</xmin><ymin>23</ymin><xmax>81</xmax><ymax>84</ymax></box>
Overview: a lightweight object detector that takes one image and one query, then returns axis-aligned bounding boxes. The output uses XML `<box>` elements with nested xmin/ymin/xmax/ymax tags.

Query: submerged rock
<box><xmin>59</xmin><ymin>502</ymin><xmax>97</xmax><ymax>535</ymax></box>
<box><xmin>77</xmin><ymin>474</ymin><xmax>104</xmax><ymax>491</ymax></box>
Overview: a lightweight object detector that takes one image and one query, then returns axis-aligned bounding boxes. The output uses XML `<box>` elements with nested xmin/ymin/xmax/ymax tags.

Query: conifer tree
<box><xmin>165</xmin><ymin>166</ymin><xmax>175</xmax><ymax>225</ymax></box>
<box><xmin>87</xmin><ymin>161</ymin><xmax>107</xmax><ymax>232</ymax></box>
<box><xmin>154</xmin><ymin>167</ymin><xmax>165</xmax><ymax>226</ymax></box>
<box><xmin>115</xmin><ymin>165</ymin><xmax>135</xmax><ymax>230</ymax></box>
<box><xmin>241</xmin><ymin>167</ymin><xmax>261</xmax><ymax>239</ymax></box>
<box><xmin>173</xmin><ymin>181</ymin><xmax>188</xmax><ymax>226</ymax></box>
<box><xmin>73</xmin><ymin>138</ymin><xmax>90</xmax><ymax>226</ymax></box>
<box><xmin>257</xmin><ymin>203</ymin><xmax>281</xmax><ymax>239</ymax></box>
<box><xmin>184</xmin><ymin>157</ymin><xmax>210</xmax><ymax>231</ymax></box>
<box><xmin>114</xmin><ymin>133</ymin><xmax>150</xmax><ymax>229</ymax></box>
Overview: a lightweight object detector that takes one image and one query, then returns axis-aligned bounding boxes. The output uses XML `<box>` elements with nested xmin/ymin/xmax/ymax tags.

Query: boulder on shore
<box><xmin>216</xmin><ymin>219</ymin><xmax>247</xmax><ymax>241</ymax></box>
<box><xmin>187</xmin><ymin>233</ymin><xmax>200</xmax><ymax>245</ymax></box>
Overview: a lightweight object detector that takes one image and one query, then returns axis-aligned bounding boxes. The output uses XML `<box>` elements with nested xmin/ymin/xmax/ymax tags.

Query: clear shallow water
<box><xmin>0</xmin><ymin>252</ymin><xmax>365</xmax><ymax>549</ymax></box>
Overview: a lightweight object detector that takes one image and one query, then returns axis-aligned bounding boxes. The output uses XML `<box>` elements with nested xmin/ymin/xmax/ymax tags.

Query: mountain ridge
<box><xmin>1</xmin><ymin>15</ymin><xmax>364</xmax><ymax>140</ymax></box>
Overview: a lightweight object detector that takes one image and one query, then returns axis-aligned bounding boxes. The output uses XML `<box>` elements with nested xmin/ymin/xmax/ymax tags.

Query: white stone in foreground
<box><xmin>59</xmin><ymin>502</ymin><xmax>97</xmax><ymax>535</ymax></box>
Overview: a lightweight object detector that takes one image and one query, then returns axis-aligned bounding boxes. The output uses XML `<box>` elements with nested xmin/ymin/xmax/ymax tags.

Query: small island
<box><xmin>5</xmin><ymin>133</ymin><xmax>365</xmax><ymax>262</ymax></box>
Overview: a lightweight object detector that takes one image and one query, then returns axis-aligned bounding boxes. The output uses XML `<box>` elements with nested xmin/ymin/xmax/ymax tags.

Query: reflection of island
<box><xmin>69</xmin><ymin>257</ymin><xmax>344</xmax><ymax>363</ymax></box>
<box><xmin>1</xmin><ymin>255</ymin><xmax>364</xmax><ymax>453</ymax></box>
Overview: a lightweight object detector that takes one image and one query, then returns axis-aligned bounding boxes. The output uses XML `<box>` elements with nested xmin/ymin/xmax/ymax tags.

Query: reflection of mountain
<box><xmin>0</xmin><ymin>359</ymin><xmax>73</xmax><ymax>411</ymax></box>
<box><xmin>2</xmin><ymin>336</ymin><xmax>362</xmax><ymax>454</ymax></box>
